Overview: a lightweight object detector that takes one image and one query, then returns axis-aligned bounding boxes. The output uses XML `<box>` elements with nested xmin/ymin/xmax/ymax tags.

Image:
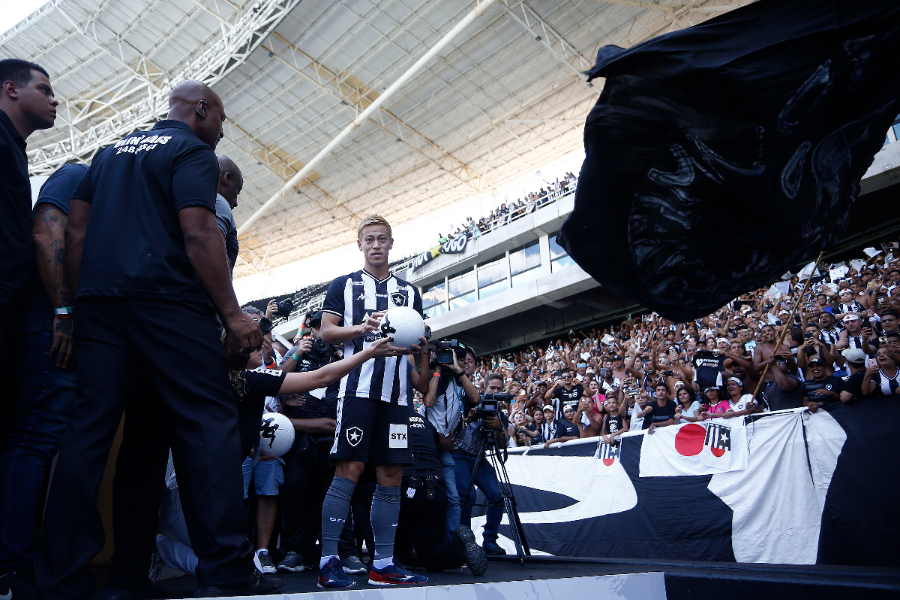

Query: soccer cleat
<box><xmin>277</xmin><ymin>551</ymin><xmax>309</xmax><ymax>573</ymax></box>
<box><xmin>341</xmin><ymin>555</ymin><xmax>367</xmax><ymax>575</ymax></box>
<box><xmin>317</xmin><ymin>557</ymin><xmax>355</xmax><ymax>590</ymax></box>
<box><xmin>367</xmin><ymin>563</ymin><xmax>429</xmax><ymax>586</ymax></box>
<box><xmin>253</xmin><ymin>549</ymin><xmax>277</xmax><ymax>575</ymax></box>
<box><xmin>456</xmin><ymin>527</ymin><xmax>488</xmax><ymax>576</ymax></box>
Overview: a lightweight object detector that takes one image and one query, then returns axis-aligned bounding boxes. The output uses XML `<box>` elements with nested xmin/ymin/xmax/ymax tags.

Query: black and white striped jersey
<box><xmin>322</xmin><ymin>269</ymin><xmax>423</xmax><ymax>405</ymax></box>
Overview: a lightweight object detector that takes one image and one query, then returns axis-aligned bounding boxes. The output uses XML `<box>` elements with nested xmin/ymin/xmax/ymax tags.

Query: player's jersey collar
<box><xmin>361</xmin><ymin>268</ymin><xmax>393</xmax><ymax>284</ymax></box>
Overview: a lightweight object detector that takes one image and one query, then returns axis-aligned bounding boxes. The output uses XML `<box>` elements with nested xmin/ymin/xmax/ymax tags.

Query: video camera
<box><xmin>476</xmin><ymin>392</ymin><xmax>513</xmax><ymax>419</ymax></box>
<box><xmin>435</xmin><ymin>338</ymin><xmax>470</xmax><ymax>365</ymax></box>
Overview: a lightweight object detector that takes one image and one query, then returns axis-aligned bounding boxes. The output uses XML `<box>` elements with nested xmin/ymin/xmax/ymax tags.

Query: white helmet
<box><xmin>380</xmin><ymin>306</ymin><xmax>425</xmax><ymax>349</ymax></box>
<box><xmin>258</xmin><ymin>412</ymin><xmax>295</xmax><ymax>458</ymax></box>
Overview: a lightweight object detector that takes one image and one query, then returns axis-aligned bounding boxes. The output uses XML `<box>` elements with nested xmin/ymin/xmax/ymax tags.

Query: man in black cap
<box><xmin>802</xmin><ymin>357</ymin><xmax>844</xmax><ymax>412</ymax></box>
<box><xmin>38</xmin><ymin>80</ymin><xmax>265</xmax><ymax>599</ymax></box>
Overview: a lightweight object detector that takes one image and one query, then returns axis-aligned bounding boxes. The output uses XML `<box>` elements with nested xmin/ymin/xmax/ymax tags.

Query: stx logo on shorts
<box><xmin>346</xmin><ymin>426</ymin><xmax>364</xmax><ymax>447</ymax></box>
<box><xmin>388</xmin><ymin>424</ymin><xmax>408</xmax><ymax>449</ymax></box>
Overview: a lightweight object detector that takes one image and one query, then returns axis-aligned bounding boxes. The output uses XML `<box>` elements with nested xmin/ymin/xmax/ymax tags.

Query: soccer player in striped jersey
<box><xmin>317</xmin><ymin>215</ymin><xmax>429</xmax><ymax>588</ymax></box>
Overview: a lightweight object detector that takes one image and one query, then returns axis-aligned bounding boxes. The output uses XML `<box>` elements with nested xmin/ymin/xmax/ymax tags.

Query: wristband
<box><xmin>290</xmin><ymin>353</ymin><xmax>301</xmax><ymax>361</ymax></box>
<box><xmin>54</xmin><ymin>306</ymin><xmax>74</xmax><ymax>317</ymax></box>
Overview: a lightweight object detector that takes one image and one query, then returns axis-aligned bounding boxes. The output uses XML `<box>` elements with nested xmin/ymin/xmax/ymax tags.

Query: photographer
<box><xmin>452</xmin><ymin>374</ymin><xmax>509</xmax><ymax>556</ymax></box>
<box><xmin>422</xmin><ymin>341</ymin><xmax>479</xmax><ymax>539</ymax></box>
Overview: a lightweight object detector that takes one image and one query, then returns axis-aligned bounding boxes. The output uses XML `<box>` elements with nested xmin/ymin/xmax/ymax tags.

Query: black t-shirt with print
<box><xmin>643</xmin><ymin>399</ymin><xmax>676</xmax><ymax>429</ymax></box>
<box><xmin>553</xmin><ymin>383</ymin><xmax>584</xmax><ymax>418</ymax></box>
<box><xmin>230</xmin><ymin>367</ymin><xmax>287</xmax><ymax>456</ymax></box>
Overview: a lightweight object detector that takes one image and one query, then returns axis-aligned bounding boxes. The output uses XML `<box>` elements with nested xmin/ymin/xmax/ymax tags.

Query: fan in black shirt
<box><xmin>801</xmin><ymin>358</ymin><xmax>843</xmax><ymax>413</ymax></box>
<box><xmin>643</xmin><ymin>384</ymin><xmax>677</xmax><ymax>432</ymax></box>
<box><xmin>545</xmin><ymin>370</ymin><xmax>583</xmax><ymax>422</ymax></box>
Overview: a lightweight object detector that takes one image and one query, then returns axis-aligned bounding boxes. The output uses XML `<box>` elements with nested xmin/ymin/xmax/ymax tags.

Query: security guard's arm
<box><xmin>64</xmin><ymin>198</ymin><xmax>91</xmax><ymax>306</ymax></box>
<box><xmin>34</xmin><ymin>204</ymin><xmax>73</xmax><ymax>368</ymax></box>
<box><xmin>179</xmin><ymin>206</ymin><xmax>261</xmax><ymax>351</ymax></box>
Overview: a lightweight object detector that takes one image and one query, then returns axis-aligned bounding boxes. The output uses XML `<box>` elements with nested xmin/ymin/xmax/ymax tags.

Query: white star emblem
<box><xmin>719</xmin><ymin>432</ymin><xmax>729</xmax><ymax>444</ymax></box>
<box><xmin>346</xmin><ymin>426</ymin><xmax>364</xmax><ymax>447</ymax></box>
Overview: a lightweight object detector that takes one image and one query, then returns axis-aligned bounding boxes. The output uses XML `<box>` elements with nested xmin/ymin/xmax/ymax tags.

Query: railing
<box><xmin>390</xmin><ymin>179</ymin><xmax>577</xmax><ymax>275</ymax></box>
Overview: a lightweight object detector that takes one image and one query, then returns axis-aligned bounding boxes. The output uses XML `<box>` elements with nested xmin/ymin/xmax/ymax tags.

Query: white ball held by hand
<box><xmin>258</xmin><ymin>412</ymin><xmax>294</xmax><ymax>458</ymax></box>
<box><xmin>380</xmin><ymin>306</ymin><xmax>425</xmax><ymax>348</ymax></box>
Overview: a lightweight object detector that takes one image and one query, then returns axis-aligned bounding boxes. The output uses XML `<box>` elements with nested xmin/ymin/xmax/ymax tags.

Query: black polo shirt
<box><xmin>0</xmin><ymin>109</ymin><xmax>32</xmax><ymax>304</ymax></box>
<box><xmin>74</xmin><ymin>120</ymin><xmax>219</xmax><ymax>305</ymax></box>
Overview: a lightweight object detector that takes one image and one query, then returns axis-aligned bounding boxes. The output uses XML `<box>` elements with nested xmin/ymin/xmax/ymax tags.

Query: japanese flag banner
<box><xmin>639</xmin><ymin>420</ymin><xmax>748</xmax><ymax>477</ymax></box>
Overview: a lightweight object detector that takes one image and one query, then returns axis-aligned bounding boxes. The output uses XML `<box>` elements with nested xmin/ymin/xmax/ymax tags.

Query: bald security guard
<box><xmin>214</xmin><ymin>155</ymin><xmax>242</xmax><ymax>273</ymax></box>
<box><xmin>37</xmin><ymin>81</ymin><xmax>265</xmax><ymax>599</ymax></box>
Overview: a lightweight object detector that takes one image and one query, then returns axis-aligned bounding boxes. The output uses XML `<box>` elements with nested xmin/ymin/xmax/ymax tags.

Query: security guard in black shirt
<box><xmin>0</xmin><ymin>59</ymin><xmax>57</xmax><ymax>451</ymax></box>
<box><xmin>37</xmin><ymin>81</ymin><xmax>265</xmax><ymax>599</ymax></box>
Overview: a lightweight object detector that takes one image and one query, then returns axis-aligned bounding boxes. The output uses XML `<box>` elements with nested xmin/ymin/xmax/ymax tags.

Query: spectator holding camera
<box><xmin>836</xmin><ymin>313</ymin><xmax>877</xmax><ymax>355</ymax></box>
<box><xmin>861</xmin><ymin>347</ymin><xmax>900</xmax><ymax>398</ymax></box>
<box><xmin>422</xmin><ymin>343</ymin><xmax>480</xmax><ymax>538</ymax></box>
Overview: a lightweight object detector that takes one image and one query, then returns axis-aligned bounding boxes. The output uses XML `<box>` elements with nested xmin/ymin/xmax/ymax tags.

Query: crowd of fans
<box><xmin>425</xmin><ymin>246</ymin><xmax>900</xmax><ymax>447</ymax></box>
<box><xmin>436</xmin><ymin>172</ymin><xmax>576</xmax><ymax>244</ymax></box>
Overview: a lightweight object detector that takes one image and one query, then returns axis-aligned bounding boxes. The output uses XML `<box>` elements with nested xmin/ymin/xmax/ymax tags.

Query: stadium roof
<box><xmin>4</xmin><ymin>0</ymin><xmax>751</xmax><ymax>279</ymax></box>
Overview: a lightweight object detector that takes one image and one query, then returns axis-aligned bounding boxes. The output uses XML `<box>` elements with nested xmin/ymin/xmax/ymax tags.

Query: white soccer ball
<box><xmin>380</xmin><ymin>306</ymin><xmax>425</xmax><ymax>349</ymax></box>
<box><xmin>258</xmin><ymin>412</ymin><xmax>295</xmax><ymax>458</ymax></box>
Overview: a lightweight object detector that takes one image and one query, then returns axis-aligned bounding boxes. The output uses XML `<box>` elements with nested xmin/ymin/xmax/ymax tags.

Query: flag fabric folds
<box><xmin>561</xmin><ymin>0</ymin><xmax>900</xmax><ymax>321</ymax></box>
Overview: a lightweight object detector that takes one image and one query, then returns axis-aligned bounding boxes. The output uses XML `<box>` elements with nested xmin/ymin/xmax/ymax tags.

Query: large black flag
<box><xmin>561</xmin><ymin>0</ymin><xmax>900</xmax><ymax>321</ymax></box>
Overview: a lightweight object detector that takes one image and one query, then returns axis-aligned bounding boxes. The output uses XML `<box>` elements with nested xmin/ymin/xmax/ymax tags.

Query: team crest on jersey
<box><xmin>391</xmin><ymin>290</ymin><xmax>408</xmax><ymax>306</ymax></box>
<box><xmin>346</xmin><ymin>426</ymin><xmax>364</xmax><ymax>447</ymax></box>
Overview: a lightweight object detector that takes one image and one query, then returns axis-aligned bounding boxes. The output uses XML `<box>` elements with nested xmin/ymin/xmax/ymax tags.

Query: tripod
<box><xmin>470</xmin><ymin>426</ymin><xmax>531</xmax><ymax>564</ymax></box>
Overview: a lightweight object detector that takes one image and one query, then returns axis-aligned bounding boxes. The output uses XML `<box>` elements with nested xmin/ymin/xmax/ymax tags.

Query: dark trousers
<box><xmin>395</xmin><ymin>469</ymin><xmax>465</xmax><ymax>570</ymax></box>
<box><xmin>0</xmin><ymin>297</ymin><xmax>26</xmax><ymax>448</ymax></box>
<box><xmin>280</xmin><ymin>438</ymin><xmax>334</xmax><ymax>565</ymax></box>
<box><xmin>0</xmin><ymin>308</ymin><xmax>77</xmax><ymax>574</ymax></box>
<box><xmin>36</xmin><ymin>299</ymin><xmax>250</xmax><ymax>597</ymax></box>
<box><xmin>453</xmin><ymin>452</ymin><xmax>504</xmax><ymax>543</ymax></box>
